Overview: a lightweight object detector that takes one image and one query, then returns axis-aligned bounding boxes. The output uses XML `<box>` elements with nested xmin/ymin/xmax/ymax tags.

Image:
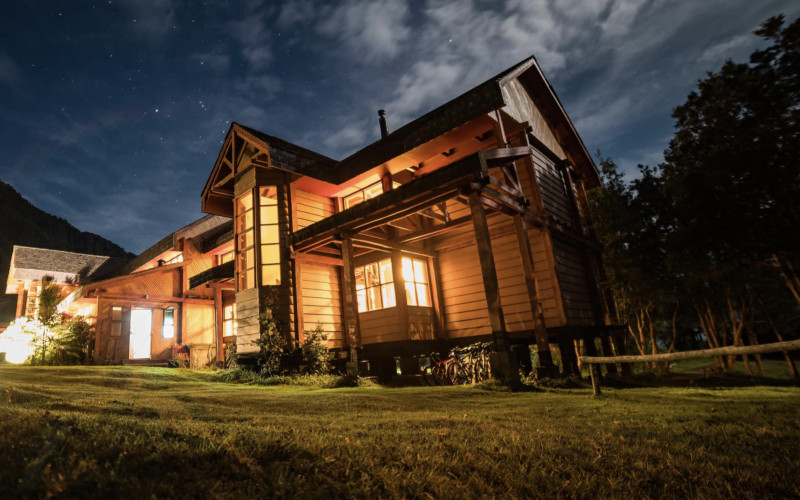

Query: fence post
<box><xmin>590</xmin><ymin>364</ymin><xmax>601</xmax><ymax>396</ymax></box>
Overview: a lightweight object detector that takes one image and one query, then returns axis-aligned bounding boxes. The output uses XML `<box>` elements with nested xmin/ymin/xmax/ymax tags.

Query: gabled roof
<box><xmin>201</xmin><ymin>55</ymin><xmax>599</xmax><ymax>215</ymax></box>
<box><xmin>118</xmin><ymin>215</ymin><xmax>231</xmax><ymax>275</ymax></box>
<box><xmin>6</xmin><ymin>246</ymin><xmax>127</xmax><ymax>286</ymax></box>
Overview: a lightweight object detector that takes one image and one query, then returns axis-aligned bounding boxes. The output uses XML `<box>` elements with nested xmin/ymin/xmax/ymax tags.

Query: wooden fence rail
<box><xmin>579</xmin><ymin>338</ymin><xmax>800</xmax><ymax>396</ymax></box>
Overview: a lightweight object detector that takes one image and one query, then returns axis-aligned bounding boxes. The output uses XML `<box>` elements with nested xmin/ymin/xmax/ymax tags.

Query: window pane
<box><xmin>245</xmin><ymin>248</ymin><xmax>254</xmax><ymax>270</ymax></box>
<box><xmin>416</xmin><ymin>284</ymin><xmax>430</xmax><ymax>307</ymax></box>
<box><xmin>381</xmin><ymin>284</ymin><xmax>396</xmax><ymax>308</ymax></box>
<box><xmin>401</xmin><ymin>257</ymin><xmax>414</xmax><ymax>282</ymax></box>
<box><xmin>261</xmin><ymin>244</ymin><xmax>280</xmax><ymax>264</ymax></box>
<box><xmin>245</xmin><ymin>269</ymin><xmax>254</xmax><ymax>289</ymax></box>
<box><xmin>112</xmin><ymin>307</ymin><xmax>122</xmax><ymax>321</ymax></box>
<box><xmin>367</xmin><ymin>286</ymin><xmax>382</xmax><ymax>310</ymax></box>
<box><xmin>355</xmin><ymin>267</ymin><xmax>366</xmax><ymax>290</ymax></box>
<box><xmin>356</xmin><ymin>289</ymin><xmax>367</xmax><ymax>312</ymax></box>
<box><xmin>413</xmin><ymin>259</ymin><xmax>427</xmax><ymax>284</ymax></box>
<box><xmin>405</xmin><ymin>282</ymin><xmax>417</xmax><ymax>306</ymax></box>
<box><xmin>260</xmin><ymin>187</ymin><xmax>277</xmax><ymax>205</ymax></box>
<box><xmin>262</xmin><ymin>264</ymin><xmax>281</xmax><ymax>286</ymax></box>
<box><xmin>163</xmin><ymin>325</ymin><xmax>174</xmax><ymax>339</ymax></box>
<box><xmin>379</xmin><ymin>259</ymin><xmax>393</xmax><ymax>284</ymax></box>
<box><xmin>236</xmin><ymin>191</ymin><xmax>253</xmax><ymax>214</ymax></box>
<box><xmin>224</xmin><ymin>305</ymin><xmax>233</xmax><ymax>320</ymax></box>
<box><xmin>111</xmin><ymin>322</ymin><xmax>121</xmax><ymax>336</ymax></box>
<box><xmin>344</xmin><ymin>193</ymin><xmax>363</xmax><ymax>209</ymax></box>
<box><xmin>224</xmin><ymin>321</ymin><xmax>233</xmax><ymax>337</ymax></box>
<box><xmin>260</xmin><ymin>224</ymin><xmax>279</xmax><ymax>243</ymax></box>
<box><xmin>365</xmin><ymin>263</ymin><xmax>380</xmax><ymax>287</ymax></box>
<box><xmin>164</xmin><ymin>309</ymin><xmax>174</xmax><ymax>325</ymax></box>
<box><xmin>239</xmin><ymin>229</ymin><xmax>253</xmax><ymax>250</ymax></box>
<box><xmin>260</xmin><ymin>205</ymin><xmax>278</xmax><ymax>223</ymax></box>
<box><xmin>364</xmin><ymin>183</ymin><xmax>383</xmax><ymax>200</ymax></box>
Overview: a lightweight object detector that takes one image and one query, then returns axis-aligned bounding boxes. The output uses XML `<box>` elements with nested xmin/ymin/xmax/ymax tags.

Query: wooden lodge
<box><xmin>4</xmin><ymin>56</ymin><xmax>622</xmax><ymax>377</ymax></box>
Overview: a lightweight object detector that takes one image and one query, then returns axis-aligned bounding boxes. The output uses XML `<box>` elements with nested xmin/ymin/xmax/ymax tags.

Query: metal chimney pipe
<box><xmin>378</xmin><ymin>109</ymin><xmax>388</xmax><ymax>139</ymax></box>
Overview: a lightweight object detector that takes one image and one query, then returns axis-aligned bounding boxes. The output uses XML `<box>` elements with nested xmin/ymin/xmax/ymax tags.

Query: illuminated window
<box><xmin>111</xmin><ymin>306</ymin><xmax>123</xmax><ymax>337</ymax></box>
<box><xmin>218</xmin><ymin>250</ymin><xmax>234</xmax><ymax>265</ymax></box>
<box><xmin>223</xmin><ymin>304</ymin><xmax>237</xmax><ymax>337</ymax></box>
<box><xmin>165</xmin><ymin>254</ymin><xmax>183</xmax><ymax>265</ymax></box>
<box><xmin>259</xmin><ymin>186</ymin><xmax>281</xmax><ymax>286</ymax></box>
<box><xmin>162</xmin><ymin>307</ymin><xmax>175</xmax><ymax>339</ymax></box>
<box><xmin>354</xmin><ymin>258</ymin><xmax>395</xmax><ymax>312</ymax></box>
<box><xmin>343</xmin><ymin>181</ymin><xmax>401</xmax><ymax>209</ymax></box>
<box><xmin>401</xmin><ymin>257</ymin><xmax>431</xmax><ymax>307</ymax></box>
<box><xmin>235</xmin><ymin>190</ymin><xmax>255</xmax><ymax>290</ymax></box>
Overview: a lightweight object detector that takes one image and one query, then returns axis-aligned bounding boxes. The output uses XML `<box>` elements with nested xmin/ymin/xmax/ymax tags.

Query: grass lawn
<box><xmin>0</xmin><ymin>365</ymin><xmax>798</xmax><ymax>498</ymax></box>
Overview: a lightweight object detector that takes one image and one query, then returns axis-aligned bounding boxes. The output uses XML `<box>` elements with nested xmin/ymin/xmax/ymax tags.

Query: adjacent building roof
<box><xmin>7</xmin><ymin>246</ymin><xmax>128</xmax><ymax>286</ymax></box>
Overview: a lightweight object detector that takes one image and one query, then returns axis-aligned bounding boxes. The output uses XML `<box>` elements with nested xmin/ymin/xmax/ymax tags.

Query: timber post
<box><xmin>513</xmin><ymin>213</ymin><xmax>556</xmax><ymax>377</ymax></box>
<box><xmin>467</xmin><ymin>190</ymin><xmax>518</xmax><ymax>381</ymax></box>
<box><xmin>340</xmin><ymin>234</ymin><xmax>361</xmax><ymax>377</ymax></box>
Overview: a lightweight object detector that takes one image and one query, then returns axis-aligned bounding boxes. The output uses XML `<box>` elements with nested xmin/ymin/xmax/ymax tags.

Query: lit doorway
<box><xmin>129</xmin><ymin>308</ymin><xmax>152</xmax><ymax>359</ymax></box>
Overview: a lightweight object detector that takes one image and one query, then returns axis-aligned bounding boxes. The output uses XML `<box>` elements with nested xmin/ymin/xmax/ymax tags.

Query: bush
<box><xmin>299</xmin><ymin>323</ymin><xmax>329</xmax><ymax>375</ymax></box>
<box><xmin>254</xmin><ymin>309</ymin><xmax>287</xmax><ymax>376</ymax></box>
<box><xmin>50</xmin><ymin>316</ymin><xmax>94</xmax><ymax>365</ymax></box>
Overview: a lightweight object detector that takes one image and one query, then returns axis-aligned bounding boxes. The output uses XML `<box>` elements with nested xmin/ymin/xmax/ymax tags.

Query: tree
<box><xmin>664</xmin><ymin>15</ymin><xmax>800</xmax><ymax>308</ymax></box>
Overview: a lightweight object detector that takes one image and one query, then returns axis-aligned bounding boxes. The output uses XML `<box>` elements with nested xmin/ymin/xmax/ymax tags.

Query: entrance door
<box><xmin>129</xmin><ymin>308</ymin><xmax>152</xmax><ymax>359</ymax></box>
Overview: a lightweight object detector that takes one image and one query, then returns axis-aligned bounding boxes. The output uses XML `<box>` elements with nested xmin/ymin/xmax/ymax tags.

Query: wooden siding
<box><xmin>551</xmin><ymin>237</ymin><xmax>595</xmax><ymax>325</ymax></box>
<box><xmin>184</xmin><ymin>303</ymin><xmax>215</xmax><ymax>344</ymax></box>
<box><xmin>295</xmin><ymin>189</ymin><xmax>335</xmax><ymax>230</ymax></box>
<box><xmin>501</xmin><ymin>78</ymin><xmax>566</xmax><ymax>160</ymax></box>
<box><xmin>300</xmin><ymin>262</ymin><xmax>345</xmax><ymax>349</ymax></box>
<box><xmin>235</xmin><ymin>288</ymin><xmax>260</xmax><ymax>355</ymax></box>
<box><xmin>408</xmin><ymin>306</ymin><xmax>435</xmax><ymax>341</ymax></box>
<box><xmin>183</xmin><ymin>238</ymin><xmax>216</xmax><ymax>299</ymax></box>
<box><xmin>359</xmin><ymin>308</ymin><xmax>405</xmax><ymax>345</ymax></box>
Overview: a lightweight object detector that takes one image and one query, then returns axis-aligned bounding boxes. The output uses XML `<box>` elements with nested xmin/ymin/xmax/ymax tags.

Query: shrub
<box><xmin>300</xmin><ymin>323</ymin><xmax>329</xmax><ymax>375</ymax></box>
<box><xmin>50</xmin><ymin>316</ymin><xmax>94</xmax><ymax>365</ymax></box>
<box><xmin>254</xmin><ymin>309</ymin><xmax>286</xmax><ymax>376</ymax></box>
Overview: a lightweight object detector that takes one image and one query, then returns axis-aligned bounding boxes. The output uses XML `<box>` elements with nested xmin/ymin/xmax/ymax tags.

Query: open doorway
<box><xmin>129</xmin><ymin>308</ymin><xmax>152</xmax><ymax>359</ymax></box>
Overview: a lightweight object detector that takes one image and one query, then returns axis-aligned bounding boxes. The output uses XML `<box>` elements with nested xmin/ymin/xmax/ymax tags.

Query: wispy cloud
<box><xmin>0</xmin><ymin>49</ymin><xmax>22</xmax><ymax>88</ymax></box>
<box><xmin>118</xmin><ymin>0</ymin><xmax>176</xmax><ymax>42</ymax></box>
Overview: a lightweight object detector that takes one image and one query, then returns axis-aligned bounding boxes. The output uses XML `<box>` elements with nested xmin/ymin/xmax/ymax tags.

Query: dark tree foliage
<box><xmin>590</xmin><ymin>15</ymin><xmax>800</xmax><ymax>374</ymax></box>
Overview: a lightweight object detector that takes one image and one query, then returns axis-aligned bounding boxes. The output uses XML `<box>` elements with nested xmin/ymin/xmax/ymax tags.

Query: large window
<box><xmin>235</xmin><ymin>190</ymin><xmax>255</xmax><ymax>290</ymax></box>
<box><xmin>223</xmin><ymin>304</ymin><xmax>237</xmax><ymax>337</ymax></box>
<box><xmin>401</xmin><ymin>257</ymin><xmax>431</xmax><ymax>307</ymax></box>
<box><xmin>259</xmin><ymin>186</ymin><xmax>280</xmax><ymax>286</ymax></box>
<box><xmin>355</xmin><ymin>258</ymin><xmax>395</xmax><ymax>312</ymax></box>
<box><xmin>162</xmin><ymin>307</ymin><xmax>175</xmax><ymax>339</ymax></box>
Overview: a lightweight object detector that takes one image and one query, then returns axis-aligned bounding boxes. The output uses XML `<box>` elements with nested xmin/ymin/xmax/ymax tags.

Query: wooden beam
<box><xmin>399</xmin><ymin>214</ymin><xmax>473</xmax><ymax>243</ymax></box>
<box><xmin>340</xmin><ymin>236</ymin><xmax>361</xmax><ymax>373</ymax></box>
<box><xmin>350</xmin><ymin>233</ymin><xmax>437</xmax><ymax>258</ymax></box>
<box><xmin>467</xmin><ymin>191</ymin><xmax>508</xmax><ymax>352</ymax></box>
<box><xmin>513</xmin><ymin>214</ymin><xmax>554</xmax><ymax>372</ymax></box>
<box><xmin>390</xmin><ymin>250</ymin><xmax>410</xmax><ymax>342</ymax></box>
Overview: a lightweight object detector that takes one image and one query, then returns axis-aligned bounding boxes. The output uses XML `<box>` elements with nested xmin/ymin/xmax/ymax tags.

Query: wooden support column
<box><xmin>340</xmin><ymin>235</ymin><xmax>361</xmax><ymax>376</ymax></box>
<box><xmin>15</xmin><ymin>291</ymin><xmax>25</xmax><ymax>320</ymax></box>
<box><xmin>513</xmin><ymin>214</ymin><xmax>555</xmax><ymax>375</ymax></box>
<box><xmin>214</xmin><ymin>286</ymin><xmax>224</xmax><ymax>363</ymax></box>
<box><xmin>467</xmin><ymin>191</ymin><xmax>508</xmax><ymax>352</ymax></box>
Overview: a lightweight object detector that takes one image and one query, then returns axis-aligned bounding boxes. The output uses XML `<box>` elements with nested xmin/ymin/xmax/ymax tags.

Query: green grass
<box><xmin>0</xmin><ymin>365</ymin><xmax>798</xmax><ymax>498</ymax></box>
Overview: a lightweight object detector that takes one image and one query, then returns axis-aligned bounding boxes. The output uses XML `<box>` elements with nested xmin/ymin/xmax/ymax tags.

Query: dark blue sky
<box><xmin>1</xmin><ymin>0</ymin><xmax>797</xmax><ymax>254</ymax></box>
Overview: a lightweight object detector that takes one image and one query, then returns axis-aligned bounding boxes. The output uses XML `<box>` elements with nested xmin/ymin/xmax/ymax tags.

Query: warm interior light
<box><xmin>129</xmin><ymin>309</ymin><xmax>152</xmax><ymax>359</ymax></box>
<box><xmin>0</xmin><ymin>318</ymin><xmax>49</xmax><ymax>364</ymax></box>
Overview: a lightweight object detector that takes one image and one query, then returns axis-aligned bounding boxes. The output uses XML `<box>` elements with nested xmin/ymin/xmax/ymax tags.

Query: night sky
<box><xmin>1</xmin><ymin>0</ymin><xmax>797</xmax><ymax>254</ymax></box>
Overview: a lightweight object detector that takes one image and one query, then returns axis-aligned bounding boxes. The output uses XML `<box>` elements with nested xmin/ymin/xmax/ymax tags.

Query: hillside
<box><xmin>0</xmin><ymin>179</ymin><xmax>133</xmax><ymax>322</ymax></box>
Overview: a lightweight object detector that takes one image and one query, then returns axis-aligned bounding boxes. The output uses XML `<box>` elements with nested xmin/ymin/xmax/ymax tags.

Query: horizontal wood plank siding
<box><xmin>235</xmin><ymin>288</ymin><xmax>260</xmax><ymax>354</ymax></box>
<box><xmin>295</xmin><ymin>189</ymin><xmax>335</xmax><ymax>230</ymax></box>
<box><xmin>359</xmin><ymin>308</ymin><xmax>405</xmax><ymax>345</ymax></box>
<box><xmin>551</xmin><ymin>237</ymin><xmax>595</xmax><ymax>325</ymax></box>
<box><xmin>300</xmin><ymin>263</ymin><xmax>345</xmax><ymax>349</ymax></box>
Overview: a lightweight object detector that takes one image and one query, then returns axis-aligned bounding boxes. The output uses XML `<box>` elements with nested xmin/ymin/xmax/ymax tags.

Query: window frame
<box><xmin>162</xmin><ymin>307</ymin><xmax>176</xmax><ymax>339</ymax></box>
<box><xmin>354</xmin><ymin>258</ymin><xmax>396</xmax><ymax>313</ymax></box>
<box><xmin>110</xmin><ymin>306</ymin><xmax>123</xmax><ymax>337</ymax></box>
<box><xmin>401</xmin><ymin>257</ymin><xmax>432</xmax><ymax>307</ymax></box>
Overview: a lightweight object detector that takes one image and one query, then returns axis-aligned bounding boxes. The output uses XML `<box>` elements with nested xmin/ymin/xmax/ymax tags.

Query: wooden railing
<box><xmin>579</xmin><ymin>338</ymin><xmax>800</xmax><ymax>396</ymax></box>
